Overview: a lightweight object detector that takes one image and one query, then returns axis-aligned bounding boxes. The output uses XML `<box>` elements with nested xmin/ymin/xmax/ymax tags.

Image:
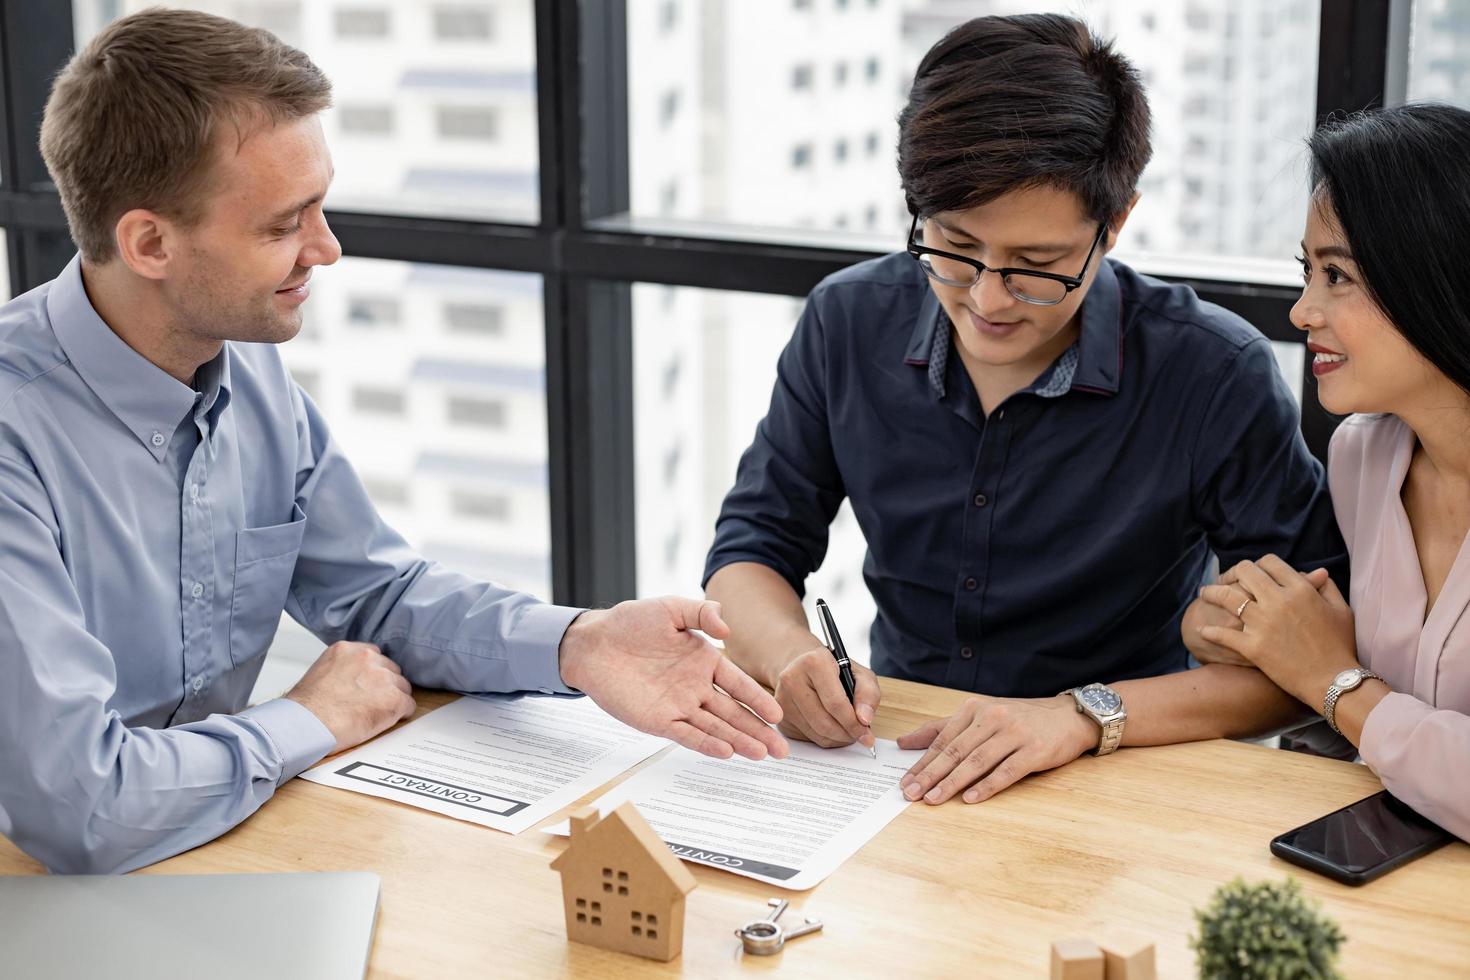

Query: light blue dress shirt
<box><xmin>0</xmin><ymin>256</ymin><xmax>582</xmax><ymax>874</ymax></box>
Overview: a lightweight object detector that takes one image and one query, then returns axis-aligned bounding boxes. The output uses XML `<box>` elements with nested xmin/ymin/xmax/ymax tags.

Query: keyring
<box><xmin>734</xmin><ymin>898</ymin><xmax>823</xmax><ymax>955</ymax></box>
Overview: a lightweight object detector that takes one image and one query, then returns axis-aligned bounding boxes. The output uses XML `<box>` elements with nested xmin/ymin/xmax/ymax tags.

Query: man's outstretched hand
<box><xmin>558</xmin><ymin>597</ymin><xmax>789</xmax><ymax>761</ymax></box>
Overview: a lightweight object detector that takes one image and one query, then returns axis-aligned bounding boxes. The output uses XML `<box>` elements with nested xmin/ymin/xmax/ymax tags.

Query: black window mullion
<box><xmin>581</xmin><ymin>0</ymin><xmax>629</xmax><ymax>222</ymax></box>
<box><xmin>564</xmin><ymin>227</ymin><xmax>883</xmax><ymax>297</ymax></box>
<box><xmin>1303</xmin><ymin>0</ymin><xmax>1393</xmax><ymax>460</ymax></box>
<box><xmin>1316</xmin><ymin>0</ymin><xmax>1392</xmax><ymax>124</ymax></box>
<box><xmin>534</xmin><ymin>0</ymin><xmax>572</xmax><ymax>231</ymax></box>
<box><xmin>542</xmin><ymin>269</ymin><xmax>577</xmax><ymax>606</ymax></box>
<box><xmin>0</xmin><ymin>0</ymin><xmax>76</xmax><ymax>292</ymax></box>
<box><xmin>538</xmin><ymin>0</ymin><xmax>636</xmax><ymax>607</ymax></box>
<box><xmin>537</xmin><ymin>0</ymin><xmax>577</xmax><ymax>606</ymax></box>
<box><xmin>573</xmin><ymin>0</ymin><xmax>635</xmax><ymax>601</ymax></box>
<box><xmin>576</xmin><ymin>279</ymin><xmax>635</xmax><ymax>606</ymax></box>
<box><xmin>324</xmin><ymin>211</ymin><xmax>553</xmax><ymax>272</ymax></box>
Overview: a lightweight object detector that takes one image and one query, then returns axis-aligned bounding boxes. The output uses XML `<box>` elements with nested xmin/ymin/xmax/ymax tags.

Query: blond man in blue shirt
<box><xmin>0</xmin><ymin>8</ymin><xmax>786</xmax><ymax>875</ymax></box>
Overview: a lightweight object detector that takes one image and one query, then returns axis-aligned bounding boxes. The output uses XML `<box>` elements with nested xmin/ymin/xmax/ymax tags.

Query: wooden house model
<box><xmin>550</xmin><ymin>802</ymin><xmax>697</xmax><ymax>961</ymax></box>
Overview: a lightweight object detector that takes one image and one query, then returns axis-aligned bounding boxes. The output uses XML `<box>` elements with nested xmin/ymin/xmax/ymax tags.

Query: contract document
<box><xmin>548</xmin><ymin>738</ymin><xmax>920</xmax><ymax>889</ymax></box>
<box><xmin>300</xmin><ymin>694</ymin><xmax>667</xmax><ymax>834</ymax></box>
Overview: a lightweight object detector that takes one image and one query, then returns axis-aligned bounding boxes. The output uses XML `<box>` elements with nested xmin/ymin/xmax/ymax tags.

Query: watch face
<box><xmin>1334</xmin><ymin>669</ymin><xmax>1362</xmax><ymax>689</ymax></box>
<box><xmin>1080</xmin><ymin>685</ymin><xmax>1121</xmax><ymax>715</ymax></box>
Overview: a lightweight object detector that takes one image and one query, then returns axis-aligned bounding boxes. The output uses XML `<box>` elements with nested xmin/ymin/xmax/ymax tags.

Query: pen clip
<box><xmin>815</xmin><ymin>599</ymin><xmax>834</xmax><ymax>651</ymax></box>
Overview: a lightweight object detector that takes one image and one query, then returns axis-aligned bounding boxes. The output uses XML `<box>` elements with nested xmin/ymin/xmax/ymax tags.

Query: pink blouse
<box><xmin>1331</xmin><ymin>413</ymin><xmax>1470</xmax><ymax>840</ymax></box>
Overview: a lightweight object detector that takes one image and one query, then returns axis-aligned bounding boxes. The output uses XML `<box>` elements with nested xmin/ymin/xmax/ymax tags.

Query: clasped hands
<box><xmin>1191</xmin><ymin>555</ymin><xmax>1359</xmax><ymax>706</ymax></box>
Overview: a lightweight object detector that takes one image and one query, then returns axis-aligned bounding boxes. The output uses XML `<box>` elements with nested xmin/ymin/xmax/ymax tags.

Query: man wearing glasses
<box><xmin>705</xmin><ymin>14</ymin><xmax>1346</xmax><ymax>806</ymax></box>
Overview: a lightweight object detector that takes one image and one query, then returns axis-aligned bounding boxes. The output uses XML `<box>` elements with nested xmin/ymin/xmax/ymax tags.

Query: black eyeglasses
<box><xmin>906</xmin><ymin>214</ymin><xmax>1108</xmax><ymax>306</ymax></box>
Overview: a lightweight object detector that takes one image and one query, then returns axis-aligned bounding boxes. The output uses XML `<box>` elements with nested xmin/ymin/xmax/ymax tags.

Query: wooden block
<box><xmin>1051</xmin><ymin>938</ymin><xmax>1104</xmax><ymax>980</ymax></box>
<box><xmin>1101</xmin><ymin>937</ymin><xmax>1156</xmax><ymax>980</ymax></box>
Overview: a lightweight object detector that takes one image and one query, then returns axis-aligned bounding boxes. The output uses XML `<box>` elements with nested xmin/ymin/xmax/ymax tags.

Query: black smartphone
<box><xmin>1270</xmin><ymin>790</ymin><xmax>1454</xmax><ymax>885</ymax></box>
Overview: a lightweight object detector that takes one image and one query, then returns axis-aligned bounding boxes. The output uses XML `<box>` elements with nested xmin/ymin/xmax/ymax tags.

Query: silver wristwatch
<box><xmin>1323</xmin><ymin>667</ymin><xmax>1383</xmax><ymax>734</ymax></box>
<box><xmin>1065</xmin><ymin>683</ymin><xmax>1127</xmax><ymax>756</ymax></box>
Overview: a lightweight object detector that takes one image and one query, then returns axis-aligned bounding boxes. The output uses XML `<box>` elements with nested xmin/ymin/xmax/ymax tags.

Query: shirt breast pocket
<box><xmin>228</xmin><ymin>504</ymin><xmax>307</xmax><ymax>668</ymax></box>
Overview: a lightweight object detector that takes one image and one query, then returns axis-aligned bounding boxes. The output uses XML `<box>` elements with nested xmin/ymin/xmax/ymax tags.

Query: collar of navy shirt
<box><xmin>901</xmin><ymin>254</ymin><xmax>1126</xmax><ymax>405</ymax></box>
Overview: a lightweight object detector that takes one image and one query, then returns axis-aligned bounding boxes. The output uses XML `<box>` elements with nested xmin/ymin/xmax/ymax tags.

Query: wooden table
<box><xmin>3</xmin><ymin>679</ymin><xmax>1467</xmax><ymax>978</ymax></box>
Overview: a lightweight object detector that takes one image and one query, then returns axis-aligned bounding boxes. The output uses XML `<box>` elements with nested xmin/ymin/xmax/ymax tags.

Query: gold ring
<box><xmin>1235</xmin><ymin>597</ymin><xmax>1253</xmax><ymax>618</ymax></box>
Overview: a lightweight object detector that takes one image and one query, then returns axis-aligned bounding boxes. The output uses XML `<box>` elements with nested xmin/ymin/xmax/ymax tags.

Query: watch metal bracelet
<box><xmin>1323</xmin><ymin>669</ymin><xmax>1382</xmax><ymax>734</ymax></box>
<box><xmin>1096</xmin><ymin>716</ymin><xmax>1124</xmax><ymax>756</ymax></box>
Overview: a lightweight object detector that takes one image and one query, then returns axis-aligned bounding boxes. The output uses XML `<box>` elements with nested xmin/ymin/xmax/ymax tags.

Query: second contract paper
<box><xmin>549</xmin><ymin>738</ymin><xmax>921</xmax><ymax>889</ymax></box>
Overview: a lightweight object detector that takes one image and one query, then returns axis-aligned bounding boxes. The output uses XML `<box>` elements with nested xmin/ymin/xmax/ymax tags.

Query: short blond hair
<box><xmin>40</xmin><ymin>6</ymin><xmax>332</xmax><ymax>263</ymax></box>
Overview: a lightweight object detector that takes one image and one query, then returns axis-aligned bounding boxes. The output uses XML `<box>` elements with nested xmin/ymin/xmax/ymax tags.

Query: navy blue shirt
<box><xmin>703</xmin><ymin>253</ymin><xmax>1346</xmax><ymax>697</ymax></box>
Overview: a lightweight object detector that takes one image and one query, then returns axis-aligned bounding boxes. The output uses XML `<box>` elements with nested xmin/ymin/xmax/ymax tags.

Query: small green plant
<box><xmin>1190</xmin><ymin>877</ymin><xmax>1345</xmax><ymax>980</ymax></box>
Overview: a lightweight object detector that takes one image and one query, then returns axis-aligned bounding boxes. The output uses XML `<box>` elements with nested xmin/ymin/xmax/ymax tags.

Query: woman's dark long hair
<box><xmin>1308</xmin><ymin>103</ymin><xmax>1470</xmax><ymax>395</ymax></box>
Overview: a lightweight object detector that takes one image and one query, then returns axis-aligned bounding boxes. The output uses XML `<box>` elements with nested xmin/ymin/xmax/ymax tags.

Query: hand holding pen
<box><xmin>765</xmin><ymin>599</ymin><xmax>880</xmax><ymax>752</ymax></box>
<box><xmin>815</xmin><ymin>599</ymin><xmax>876</xmax><ymax>758</ymax></box>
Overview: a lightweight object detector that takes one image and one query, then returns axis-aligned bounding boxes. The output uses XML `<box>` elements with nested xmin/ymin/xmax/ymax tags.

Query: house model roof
<box><xmin>551</xmin><ymin>801</ymin><xmax>697</xmax><ymax>895</ymax></box>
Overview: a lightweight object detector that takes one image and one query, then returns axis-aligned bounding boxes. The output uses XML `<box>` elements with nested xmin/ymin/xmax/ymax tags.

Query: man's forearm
<box><xmin>1113</xmin><ymin>663</ymin><xmax>1311</xmax><ymax>746</ymax></box>
<box><xmin>705</xmin><ymin>562</ymin><xmax>819</xmax><ymax>689</ymax></box>
<box><xmin>2</xmin><ymin>700</ymin><xmax>334</xmax><ymax>875</ymax></box>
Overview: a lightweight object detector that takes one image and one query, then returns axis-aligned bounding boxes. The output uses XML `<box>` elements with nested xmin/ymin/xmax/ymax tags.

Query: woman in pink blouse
<box><xmin>1193</xmin><ymin>103</ymin><xmax>1470</xmax><ymax>841</ymax></box>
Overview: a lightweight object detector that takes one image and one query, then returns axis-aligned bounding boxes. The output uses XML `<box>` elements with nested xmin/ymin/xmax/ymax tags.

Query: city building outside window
<box><xmin>450</xmin><ymin>489</ymin><xmax>511</xmax><ymax>522</ymax></box>
<box><xmin>352</xmin><ymin>386</ymin><xmax>408</xmax><ymax>415</ymax></box>
<box><xmin>433</xmin><ymin>4</ymin><xmax>493</xmax><ymax>41</ymax></box>
<box><xmin>436</xmin><ymin>104</ymin><xmax>500</xmax><ymax>140</ymax></box>
<box><xmin>338</xmin><ymin>104</ymin><xmax>395</xmax><ymax>135</ymax></box>
<box><xmin>444</xmin><ymin>302</ymin><xmax>505</xmax><ymax>336</ymax></box>
<box><xmin>446</xmin><ymin>395</ymin><xmax>508</xmax><ymax>429</ymax></box>
<box><xmin>1408</xmin><ymin>0</ymin><xmax>1470</xmax><ymax>109</ymax></box>
<box><xmin>347</xmin><ymin>295</ymin><xmax>402</xmax><ymax>327</ymax></box>
<box><xmin>334</xmin><ymin>6</ymin><xmax>389</xmax><ymax>38</ymax></box>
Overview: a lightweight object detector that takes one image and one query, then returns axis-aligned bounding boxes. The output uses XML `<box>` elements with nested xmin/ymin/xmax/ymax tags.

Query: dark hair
<box><xmin>897</xmin><ymin>13</ymin><xmax>1151</xmax><ymax>224</ymax></box>
<box><xmin>1308</xmin><ymin>104</ymin><xmax>1470</xmax><ymax>396</ymax></box>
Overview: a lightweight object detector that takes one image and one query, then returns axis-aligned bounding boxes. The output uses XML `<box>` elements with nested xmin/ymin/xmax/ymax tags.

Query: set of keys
<box><xmin>733</xmin><ymin>898</ymin><xmax>823</xmax><ymax>956</ymax></box>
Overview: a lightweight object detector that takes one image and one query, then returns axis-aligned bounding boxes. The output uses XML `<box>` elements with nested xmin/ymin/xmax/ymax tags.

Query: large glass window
<box><xmin>628</xmin><ymin>1</ymin><xmax>1321</xmax><ymax>269</ymax></box>
<box><xmin>72</xmin><ymin>0</ymin><xmax>539</xmax><ymax>222</ymax></box>
<box><xmin>1408</xmin><ymin>0</ymin><xmax>1470</xmax><ymax>107</ymax></box>
<box><xmin>255</xmin><ymin>256</ymin><xmax>550</xmax><ymax>696</ymax></box>
<box><xmin>286</xmin><ymin>257</ymin><xmax>551</xmax><ymax>599</ymax></box>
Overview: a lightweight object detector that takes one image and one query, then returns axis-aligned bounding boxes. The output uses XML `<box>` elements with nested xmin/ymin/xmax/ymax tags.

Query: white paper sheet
<box><xmin>546</xmin><ymin>738</ymin><xmax>920</xmax><ymax>889</ymax></box>
<box><xmin>300</xmin><ymin>694</ymin><xmax>668</xmax><ymax>834</ymax></box>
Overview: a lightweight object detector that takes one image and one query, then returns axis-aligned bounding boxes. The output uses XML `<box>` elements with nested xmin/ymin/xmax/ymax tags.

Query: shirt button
<box><xmin>964</xmin><ymin>577</ymin><xmax>978</xmax><ymax>591</ymax></box>
<box><xmin>959</xmin><ymin>646</ymin><xmax>974</xmax><ymax>660</ymax></box>
<box><xmin>973</xmin><ymin>494</ymin><xmax>988</xmax><ymax>508</ymax></box>
<box><xmin>151</xmin><ymin>432</ymin><xmax>165</xmax><ymax>447</ymax></box>
<box><xmin>192</xmin><ymin>676</ymin><xmax>204</xmax><ymax>693</ymax></box>
<box><xmin>190</xmin><ymin>582</ymin><xmax>204</xmax><ymax>598</ymax></box>
<box><xmin>190</xmin><ymin>484</ymin><xmax>200</xmax><ymax>501</ymax></box>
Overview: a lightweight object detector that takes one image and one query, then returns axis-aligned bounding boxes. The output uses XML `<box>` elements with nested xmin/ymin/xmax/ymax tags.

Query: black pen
<box><xmin>815</xmin><ymin>598</ymin><xmax>875</xmax><ymax>758</ymax></box>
